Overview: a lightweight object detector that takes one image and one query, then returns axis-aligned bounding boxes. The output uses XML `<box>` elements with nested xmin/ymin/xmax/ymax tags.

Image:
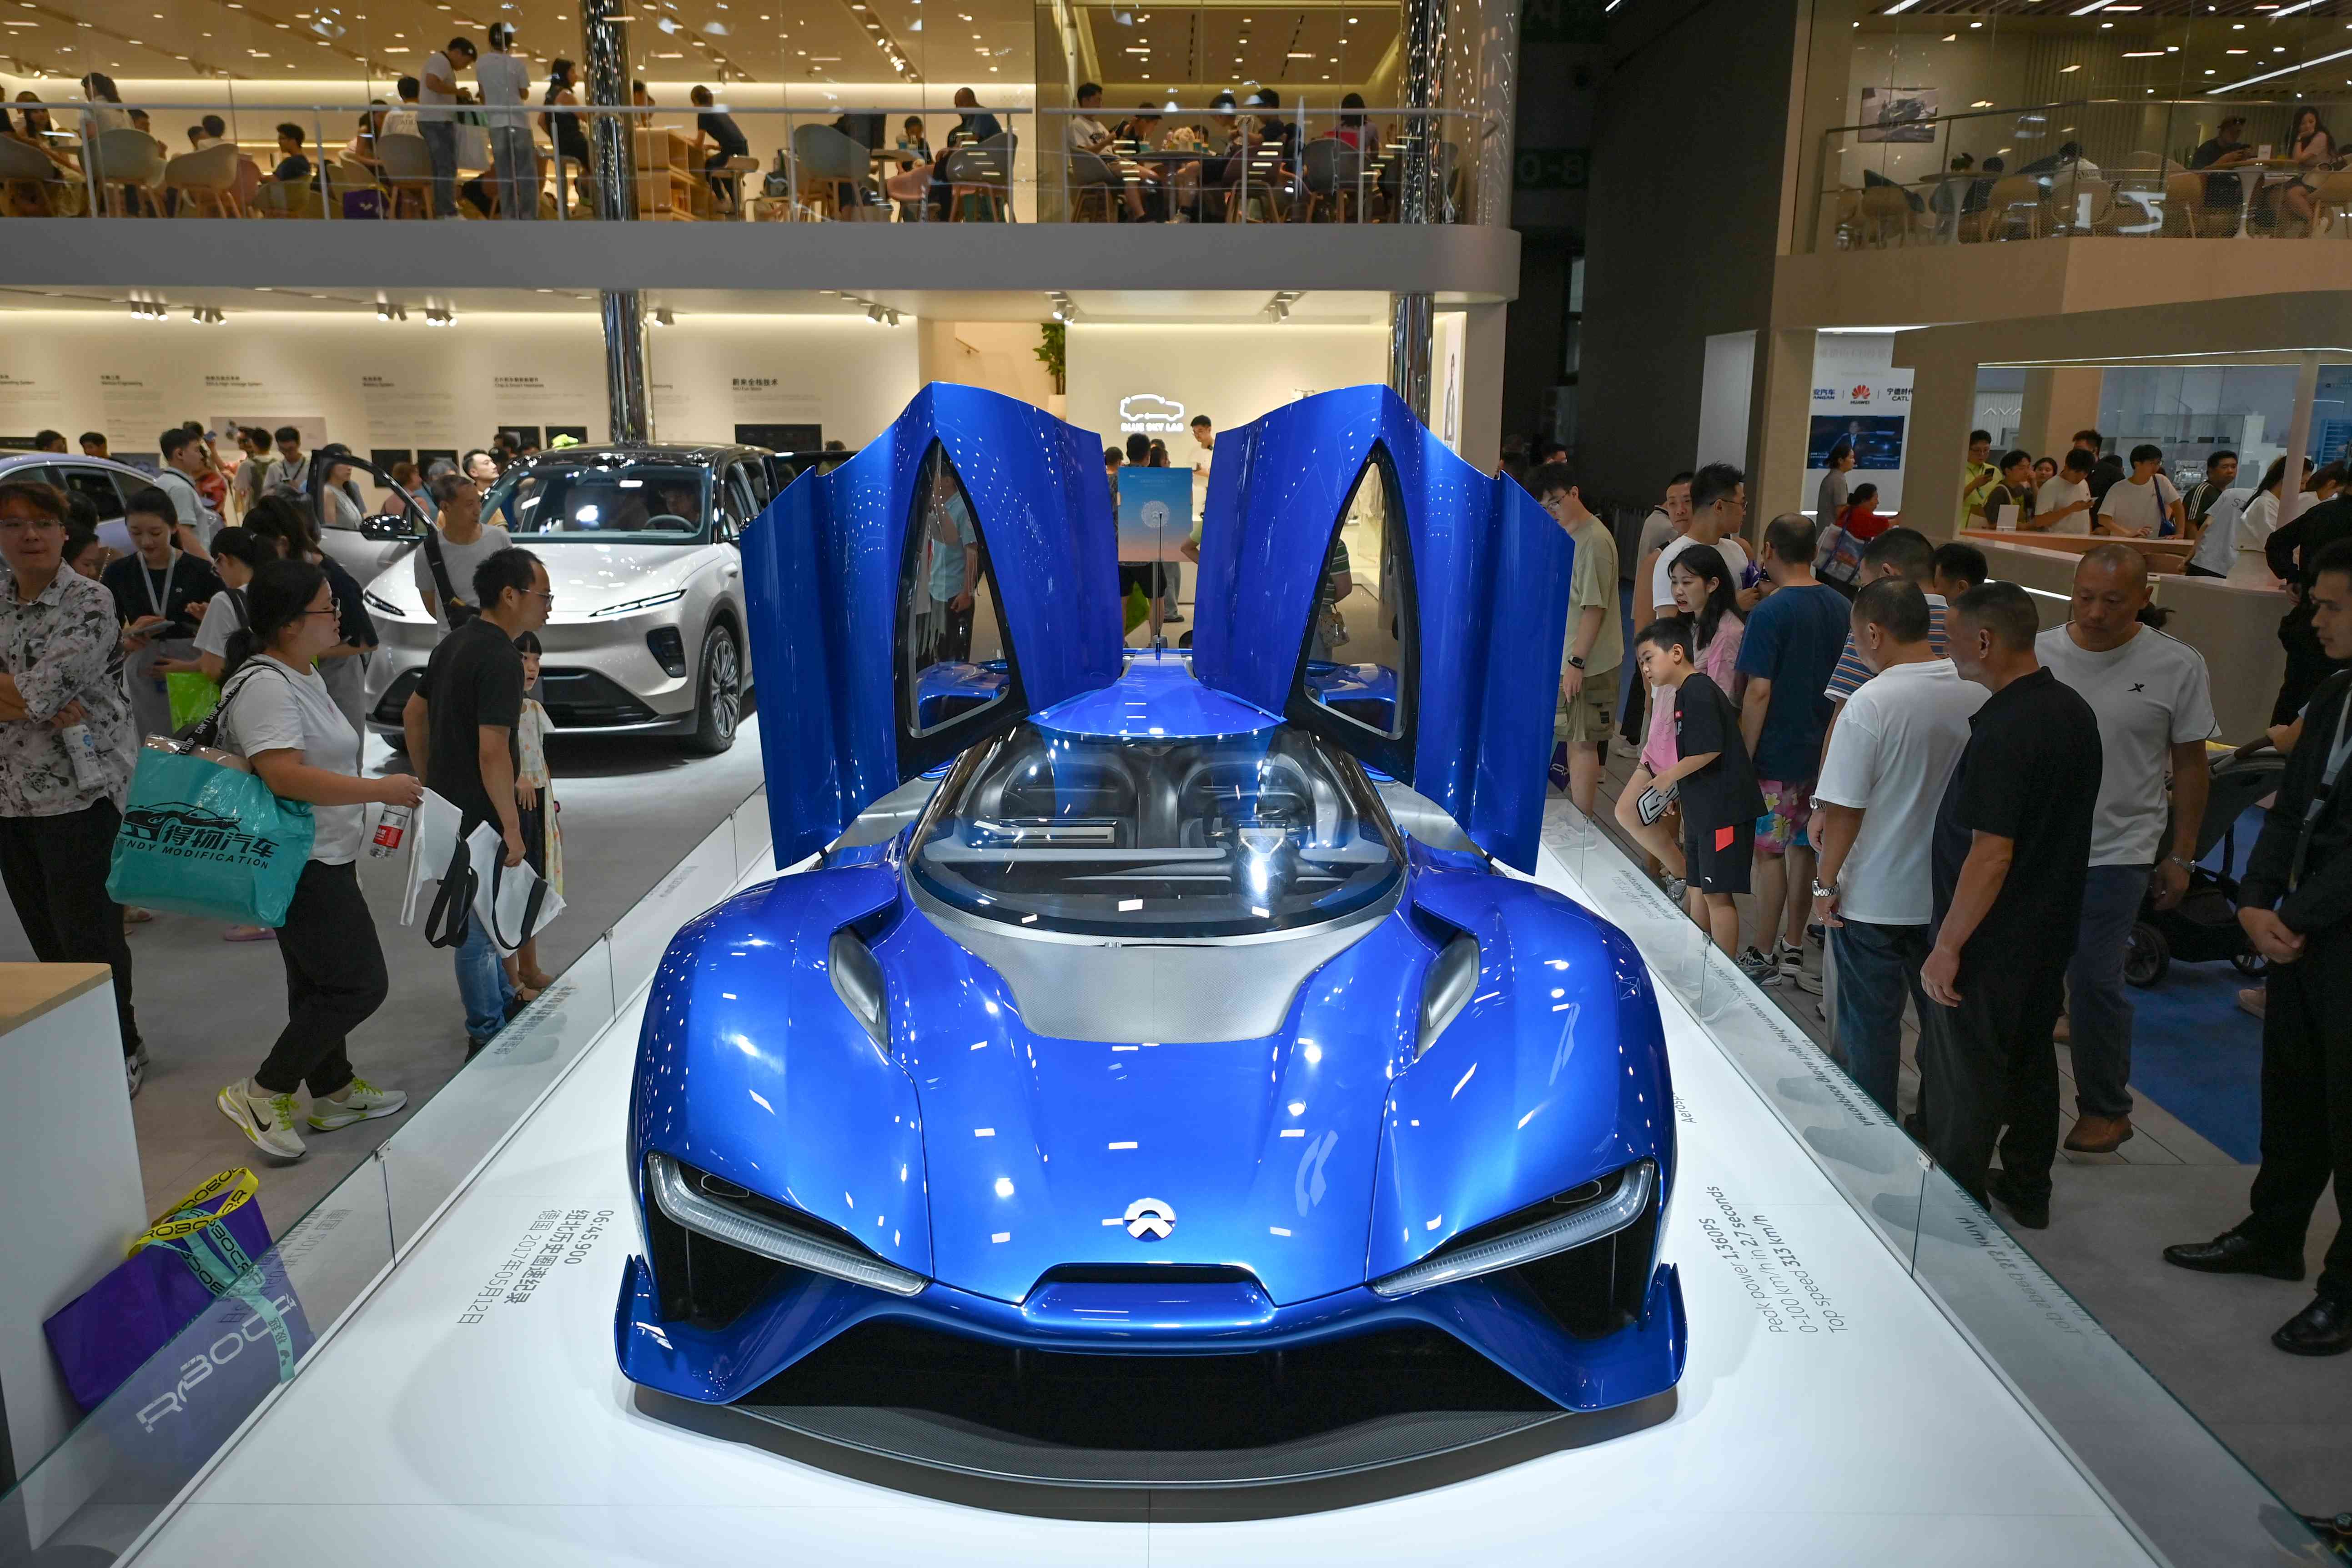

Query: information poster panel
<box><xmin>1115</xmin><ymin>467</ymin><xmax>1191</xmax><ymax>563</ymax></box>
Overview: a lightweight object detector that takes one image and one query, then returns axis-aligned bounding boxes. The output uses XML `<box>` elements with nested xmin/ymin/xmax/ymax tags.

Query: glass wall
<box><xmin>0</xmin><ymin>0</ymin><xmax>1515</xmax><ymax>224</ymax></box>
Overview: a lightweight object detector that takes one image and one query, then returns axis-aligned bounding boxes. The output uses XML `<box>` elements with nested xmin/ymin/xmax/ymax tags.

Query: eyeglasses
<box><xmin>530</xmin><ymin>588</ymin><xmax>555</xmax><ymax>605</ymax></box>
<box><xmin>0</xmin><ymin>516</ymin><xmax>64</xmax><ymax>533</ymax></box>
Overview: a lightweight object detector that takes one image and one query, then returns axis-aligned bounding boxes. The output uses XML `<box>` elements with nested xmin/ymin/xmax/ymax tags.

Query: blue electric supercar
<box><xmin>615</xmin><ymin>383</ymin><xmax>1684</xmax><ymax>1482</ymax></box>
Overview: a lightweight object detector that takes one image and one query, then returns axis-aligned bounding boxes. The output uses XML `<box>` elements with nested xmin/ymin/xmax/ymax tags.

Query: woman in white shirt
<box><xmin>2225</xmin><ymin>455</ymin><xmax>2302</xmax><ymax>587</ymax></box>
<box><xmin>212</xmin><ymin>558</ymin><xmax>423</xmax><ymax>1164</ymax></box>
<box><xmin>189</xmin><ymin>526</ymin><xmax>272</xmax><ymax>679</ymax></box>
<box><xmin>321</xmin><ymin>460</ymin><xmax>367</xmax><ymax>533</ymax></box>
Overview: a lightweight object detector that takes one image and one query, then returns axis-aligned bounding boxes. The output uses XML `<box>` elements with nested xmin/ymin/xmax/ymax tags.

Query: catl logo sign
<box><xmin>1118</xmin><ymin>393</ymin><xmax>1187</xmax><ymax>435</ymax></box>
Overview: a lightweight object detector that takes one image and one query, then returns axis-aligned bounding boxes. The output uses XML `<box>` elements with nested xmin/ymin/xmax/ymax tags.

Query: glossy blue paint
<box><xmin>1031</xmin><ymin>648</ymin><xmax>1279</xmax><ymax>741</ymax></box>
<box><xmin>741</xmin><ymin>383</ymin><xmax>1125</xmax><ymax>865</ymax></box>
<box><xmin>1303</xmin><ymin>660</ymin><xmax>1398</xmax><ymax>733</ymax></box>
<box><xmin>628</xmin><ymin>866</ymin><xmax>934</xmax><ymax>1277</ymax></box>
<box><xmin>914</xmin><ymin>659</ymin><xmax>1008</xmax><ymax>729</ymax></box>
<box><xmin>618</xmin><ymin>383</ymin><xmax>1683</xmax><ymax>1440</ymax></box>
<box><xmin>617</xmin><ymin>1249</ymin><xmax>1684</xmax><ymax>1412</ymax></box>
<box><xmin>1191</xmin><ymin>385</ymin><xmax>1572</xmax><ymax>871</ymax></box>
<box><xmin>869</xmin><ymin>899</ymin><xmax>1427</xmax><ymax>1307</ymax></box>
<box><xmin>1372</xmin><ymin>867</ymin><xmax>1674</xmax><ymax>1279</ymax></box>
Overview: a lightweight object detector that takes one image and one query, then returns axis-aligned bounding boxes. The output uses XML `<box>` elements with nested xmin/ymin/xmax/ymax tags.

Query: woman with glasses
<box><xmin>213</xmin><ymin>558</ymin><xmax>422</xmax><ymax>1162</ymax></box>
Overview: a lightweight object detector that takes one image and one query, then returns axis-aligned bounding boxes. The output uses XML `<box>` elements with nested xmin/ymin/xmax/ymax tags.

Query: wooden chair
<box><xmin>1977</xmin><ymin>175</ymin><xmax>2044</xmax><ymax>241</ymax></box>
<box><xmin>86</xmin><ymin>127</ymin><xmax>164</xmax><ymax>216</ymax></box>
<box><xmin>789</xmin><ymin>123</ymin><xmax>866</xmax><ymax>218</ymax></box>
<box><xmin>2307</xmin><ymin>166</ymin><xmax>2352</xmax><ymax>236</ymax></box>
<box><xmin>943</xmin><ymin>132</ymin><xmax>1014</xmax><ymax>221</ymax></box>
<box><xmin>709</xmin><ymin>152</ymin><xmax>759</xmax><ymax>217</ymax></box>
<box><xmin>2054</xmin><ymin>173</ymin><xmax>2115</xmax><ymax>236</ymax></box>
<box><xmin>1301</xmin><ymin>136</ymin><xmax>1366</xmax><ymax>222</ymax></box>
<box><xmin>1065</xmin><ymin>147</ymin><xmax>1120</xmax><ymax>221</ymax></box>
<box><xmin>2164</xmin><ymin>168</ymin><xmax>2206</xmax><ymax>237</ymax></box>
<box><xmin>0</xmin><ymin>135</ymin><xmax>63</xmax><ymax>215</ymax></box>
<box><xmin>163</xmin><ymin>142</ymin><xmax>242</xmax><ymax>218</ymax></box>
<box><xmin>377</xmin><ymin>131</ymin><xmax>434</xmax><ymax>218</ymax></box>
<box><xmin>1855</xmin><ymin>182</ymin><xmax>1917</xmax><ymax>247</ymax></box>
<box><xmin>254</xmin><ymin>177</ymin><xmax>325</xmax><ymax>219</ymax></box>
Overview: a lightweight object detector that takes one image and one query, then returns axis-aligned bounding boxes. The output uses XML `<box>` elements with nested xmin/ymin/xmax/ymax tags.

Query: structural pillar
<box><xmin>2280</xmin><ymin>350</ymin><xmax>2322</xmax><ymax>529</ymax></box>
<box><xmin>602</xmin><ymin>291</ymin><xmax>651</xmax><ymax>444</ymax></box>
<box><xmin>2017</xmin><ymin>367</ymin><xmax>2103</xmax><ymax>461</ymax></box>
<box><xmin>1387</xmin><ymin>0</ymin><xmax>1447</xmax><ymax>422</ymax></box>
<box><xmin>583</xmin><ymin>0</ymin><xmax>648</xmax><ymax>442</ymax></box>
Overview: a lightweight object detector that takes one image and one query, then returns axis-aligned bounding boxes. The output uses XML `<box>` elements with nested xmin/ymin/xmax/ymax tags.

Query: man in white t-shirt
<box><xmin>1813</xmin><ymin>577</ymin><xmax>1986</xmax><ymax>1116</ymax></box>
<box><xmin>418</xmin><ymin>35</ymin><xmax>477</xmax><ymax>218</ymax></box>
<box><xmin>413</xmin><ymin>470</ymin><xmax>514</xmax><ymax>629</ymax></box>
<box><xmin>2032</xmin><ymin>447</ymin><xmax>2097</xmax><ymax>536</ymax></box>
<box><xmin>2186</xmin><ymin>483</ymin><xmax>2256</xmax><ymax>578</ymax></box>
<box><xmin>155</xmin><ymin>426</ymin><xmax>221</xmax><ymax>555</ymax></box>
<box><xmin>2036</xmin><ymin>544</ymin><xmax>2217</xmax><ymax>1154</ymax></box>
<box><xmin>2094</xmin><ymin>443</ymin><xmax>2186</xmax><ymax>538</ymax></box>
<box><xmin>1652</xmin><ymin>462</ymin><xmax>1749</xmax><ymax>619</ymax></box>
<box><xmin>474</xmin><ymin>23</ymin><xmax>534</xmax><ymax>220</ymax></box>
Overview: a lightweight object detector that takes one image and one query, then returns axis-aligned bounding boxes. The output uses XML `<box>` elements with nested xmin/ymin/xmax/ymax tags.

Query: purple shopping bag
<box><xmin>42</xmin><ymin>1170</ymin><xmax>300</xmax><ymax>1414</ymax></box>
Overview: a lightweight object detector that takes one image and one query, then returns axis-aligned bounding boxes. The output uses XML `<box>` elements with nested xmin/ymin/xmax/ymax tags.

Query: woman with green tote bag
<box><xmin>210</xmin><ymin>559</ymin><xmax>423</xmax><ymax>1163</ymax></box>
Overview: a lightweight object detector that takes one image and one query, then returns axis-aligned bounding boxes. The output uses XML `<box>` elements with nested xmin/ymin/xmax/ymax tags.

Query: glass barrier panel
<box><xmin>20</xmin><ymin>101</ymin><xmax>1487</xmax><ymax>227</ymax></box>
<box><xmin>0</xmin><ymin>1153</ymin><xmax>394</xmax><ymax>1565</ymax></box>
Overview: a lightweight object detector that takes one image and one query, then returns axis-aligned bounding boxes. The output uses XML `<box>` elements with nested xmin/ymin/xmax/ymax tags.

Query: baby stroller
<box><xmin>2124</xmin><ymin>742</ymin><xmax>2287</xmax><ymax>987</ymax></box>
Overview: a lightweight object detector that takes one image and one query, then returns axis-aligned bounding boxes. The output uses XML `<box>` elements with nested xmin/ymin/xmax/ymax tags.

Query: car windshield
<box><xmin>490</xmin><ymin>462</ymin><xmax>710</xmax><ymax>543</ymax></box>
<box><xmin>911</xmin><ymin>723</ymin><xmax>1401</xmax><ymax>939</ymax></box>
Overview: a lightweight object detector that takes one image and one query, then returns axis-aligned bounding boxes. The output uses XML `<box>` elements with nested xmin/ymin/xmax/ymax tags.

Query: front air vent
<box><xmin>1415</xmin><ymin>932</ymin><xmax>1480</xmax><ymax>1059</ymax></box>
<box><xmin>829</xmin><ymin>925</ymin><xmax>889</xmax><ymax>1050</ymax></box>
<box><xmin>1368</xmin><ymin>1161</ymin><xmax>1654</xmax><ymax>1302</ymax></box>
<box><xmin>644</xmin><ymin>1153</ymin><xmax>926</xmax><ymax>1322</ymax></box>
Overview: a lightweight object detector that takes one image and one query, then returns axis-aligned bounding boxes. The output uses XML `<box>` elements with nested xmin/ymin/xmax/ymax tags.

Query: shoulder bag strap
<box><xmin>420</xmin><ymin>527</ymin><xmax>466</xmax><ymax>619</ymax></box>
<box><xmin>484</xmin><ymin>852</ymin><xmax>548</xmax><ymax>952</ymax></box>
<box><xmin>424</xmin><ymin>836</ymin><xmax>476</xmax><ymax>949</ymax></box>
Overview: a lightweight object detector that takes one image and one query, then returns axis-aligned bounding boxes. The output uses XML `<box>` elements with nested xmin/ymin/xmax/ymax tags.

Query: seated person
<box><xmin>268</xmin><ymin>122</ymin><xmax>315</xmax><ymax>200</ymax></box>
<box><xmin>2190</xmin><ymin>113</ymin><xmax>2254</xmax><ymax>224</ymax></box>
<box><xmin>1066</xmin><ymin>82</ymin><xmax>1146</xmax><ymax>221</ymax></box>
<box><xmin>689</xmin><ymin>84</ymin><xmax>750</xmax><ymax>208</ymax></box>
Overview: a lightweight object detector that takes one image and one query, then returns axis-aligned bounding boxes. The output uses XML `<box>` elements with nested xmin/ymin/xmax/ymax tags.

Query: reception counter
<box><xmin>1964</xmin><ymin>533</ymin><xmax>2290</xmax><ymax>741</ymax></box>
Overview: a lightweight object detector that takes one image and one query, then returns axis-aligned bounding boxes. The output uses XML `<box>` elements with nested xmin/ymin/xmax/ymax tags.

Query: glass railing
<box><xmin>1537</xmin><ymin>798</ymin><xmax>2327</xmax><ymax>1564</ymax></box>
<box><xmin>0</xmin><ymin>785</ymin><xmax>777</xmax><ymax>1566</ymax></box>
<box><xmin>1809</xmin><ymin>95</ymin><xmax>2352</xmax><ymax>252</ymax></box>
<box><xmin>0</xmin><ymin>100</ymin><xmax>1495</xmax><ymax>226</ymax></box>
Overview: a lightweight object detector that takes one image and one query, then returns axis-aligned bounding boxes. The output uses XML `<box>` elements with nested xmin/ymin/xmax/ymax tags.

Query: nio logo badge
<box><xmin>1294</xmin><ymin>1131</ymin><xmax>1338</xmax><ymax>1216</ymax></box>
<box><xmin>1124</xmin><ymin>1197</ymin><xmax>1176</xmax><ymax>1241</ymax></box>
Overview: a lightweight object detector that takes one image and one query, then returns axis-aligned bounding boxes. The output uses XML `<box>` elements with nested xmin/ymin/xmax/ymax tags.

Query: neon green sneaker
<box><xmin>308</xmin><ymin>1077</ymin><xmax>408</xmax><ymax>1131</ymax></box>
<box><xmin>218</xmin><ymin>1083</ymin><xmax>305</xmax><ymax>1162</ymax></box>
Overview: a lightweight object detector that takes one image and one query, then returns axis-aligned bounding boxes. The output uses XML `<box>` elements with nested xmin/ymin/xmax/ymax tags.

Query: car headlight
<box><xmin>589</xmin><ymin>589</ymin><xmax>687</xmax><ymax>618</ymax></box>
<box><xmin>646</xmin><ymin>1152</ymin><xmax>925</xmax><ymax>1297</ymax></box>
<box><xmin>362</xmin><ymin>589</ymin><xmax>412</xmax><ymax>619</ymax></box>
<box><xmin>1367</xmin><ymin>1161</ymin><xmax>1654</xmax><ymax>1298</ymax></box>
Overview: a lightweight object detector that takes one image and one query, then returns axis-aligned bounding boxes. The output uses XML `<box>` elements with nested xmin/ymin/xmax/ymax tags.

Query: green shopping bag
<box><xmin>166</xmin><ymin>670</ymin><xmax>220</xmax><ymax>734</ymax></box>
<box><xmin>106</xmin><ymin>746</ymin><xmax>312</xmax><ymax>925</ymax></box>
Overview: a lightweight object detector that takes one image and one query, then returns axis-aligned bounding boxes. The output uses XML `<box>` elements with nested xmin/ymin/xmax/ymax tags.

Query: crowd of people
<box><xmin>1532</xmin><ymin>449</ymin><xmax>2352</xmax><ymax>1359</ymax></box>
<box><xmin>1</xmin><ymin>415</ymin><xmax>573</xmax><ymax>1168</ymax></box>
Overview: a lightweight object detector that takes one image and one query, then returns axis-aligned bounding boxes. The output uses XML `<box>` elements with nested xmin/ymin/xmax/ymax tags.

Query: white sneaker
<box><xmin>126</xmin><ymin>1043</ymin><xmax>148</xmax><ymax>1098</ymax></box>
<box><xmin>218</xmin><ymin>1083</ymin><xmax>306</xmax><ymax>1161</ymax></box>
<box><xmin>308</xmin><ymin>1077</ymin><xmax>408</xmax><ymax>1131</ymax></box>
<box><xmin>1779</xmin><ymin>941</ymin><xmax>1824</xmax><ymax>996</ymax></box>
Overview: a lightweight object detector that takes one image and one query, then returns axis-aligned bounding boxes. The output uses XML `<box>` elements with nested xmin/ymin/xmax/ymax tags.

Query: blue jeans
<box><xmin>1829</xmin><ymin>919</ymin><xmax>1931</xmax><ymax>1118</ymax></box>
<box><xmin>421</xmin><ymin>120</ymin><xmax>458</xmax><ymax>216</ymax></box>
<box><xmin>2068</xmin><ymin>863</ymin><xmax>2153</xmax><ymax>1119</ymax></box>
<box><xmin>455</xmin><ymin>913</ymin><xmax>515</xmax><ymax>1044</ymax></box>
<box><xmin>489</xmin><ymin>125</ymin><xmax>536</xmax><ymax>218</ymax></box>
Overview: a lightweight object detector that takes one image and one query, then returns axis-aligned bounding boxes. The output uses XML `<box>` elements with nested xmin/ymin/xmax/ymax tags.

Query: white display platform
<box><xmin>122</xmin><ymin>843</ymin><xmax>2161</xmax><ymax>1568</ymax></box>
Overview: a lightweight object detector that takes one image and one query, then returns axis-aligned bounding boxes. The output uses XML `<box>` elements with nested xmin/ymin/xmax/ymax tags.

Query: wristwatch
<box><xmin>1566</xmin><ymin>654</ymin><xmax>1587</xmax><ymax>670</ymax></box>
<box><xmin>2163</xmin><ymin>854</ymin><xmax>2194</xmax><ymax>873</ymax></box>
<box><xmin>1811</xmin><ymin>879</ymin><xmax>1838</xmax><ymax>900</ymax></box>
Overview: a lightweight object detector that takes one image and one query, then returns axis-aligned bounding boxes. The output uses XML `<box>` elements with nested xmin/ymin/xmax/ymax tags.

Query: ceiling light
<box><xmin>2216</xmin><ymin>42</ymin><xmax>2352</xmax><ymax>90</ymax></box>
<box><xmin>2059</xmin><ymin>62</ymin><xmax>2081</xmax><ymax>71</ymax></box>
<box><xmin>1881</xmin><ymin>0</ymin><xmax>1921</xmax><ymax>10</ymax></box>
<box><xmin>653</xmin><ymin>307</ymin><xmax>675</xmax><ymax>326</ymax></box>
<box><xmin>867</xmin><ymin>304</ymin><xmax>883</xmax><ymax>322</ymax></box>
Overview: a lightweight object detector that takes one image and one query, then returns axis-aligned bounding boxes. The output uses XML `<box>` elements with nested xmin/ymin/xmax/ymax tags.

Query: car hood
<box><xmin>876</xmin><ymin>907</ymin><xmax>1432</xmax><ymax>1308</ymax></box>
<box><xmin>363</xmin><ymin>538</ymin><xmax>716</xmax><ymax>623</ymax></box>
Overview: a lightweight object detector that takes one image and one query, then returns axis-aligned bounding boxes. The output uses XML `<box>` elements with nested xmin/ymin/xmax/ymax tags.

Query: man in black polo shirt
<box><xmin>2166</xmin><ymin>540</ymin><xmax>2352</xmax><ymax>1356</ymax></box>
<box><xmin>402</xmin><ymin>546</ymin><xmax>550</xmax><ymax>1049</ymax></box>
<box><xmin>1918</xmin><ymin>582</ymin><xmax>2102</xmax><ymax>1229</ymax></box>
<box><xmin>2265</xmin><ymin>478</ymin><xmax>2352</xmax><ymax>724</ymax></box>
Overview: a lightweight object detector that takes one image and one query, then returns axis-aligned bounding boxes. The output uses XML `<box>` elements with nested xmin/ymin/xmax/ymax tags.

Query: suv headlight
<box><xmin>589</xmin><ymin>589</ymin><xmax>687</xmax><ymax>618</ymax></box>
<box><xmin>362</xmin><ymin>588</ymin><xmax>412</xmax><ymax>619</ymax></box>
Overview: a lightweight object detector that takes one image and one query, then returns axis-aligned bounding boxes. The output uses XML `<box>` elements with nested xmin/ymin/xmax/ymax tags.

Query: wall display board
<box><xmin>1807</xmin><ymin>334</ymin><xmax>1913</xmax><ymax>512</ymax></box>
<box><xmin>1113</xmin><ymin>465</ymin><xmax>1191</xmax><ymax>561</ymax></box>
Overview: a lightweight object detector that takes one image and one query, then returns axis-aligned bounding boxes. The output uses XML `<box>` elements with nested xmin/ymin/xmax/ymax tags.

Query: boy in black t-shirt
<box><xmin>1633</xmin><ymin>618</ymin><xmax>1766</xmax><ymax>955</ymax></box>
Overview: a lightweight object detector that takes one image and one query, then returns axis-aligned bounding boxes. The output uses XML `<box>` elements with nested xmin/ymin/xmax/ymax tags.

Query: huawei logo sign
<box><xmin>1850</xmin><ymin>384</ymin><xmax>1873</xmax><ymax>403</ymax></box>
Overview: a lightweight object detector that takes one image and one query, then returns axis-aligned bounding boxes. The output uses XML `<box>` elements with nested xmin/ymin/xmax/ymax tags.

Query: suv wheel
<box><xmin>683</xmin><ymin>622</ymin><xmax>742</xmax><ymax>755</ymax></box>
